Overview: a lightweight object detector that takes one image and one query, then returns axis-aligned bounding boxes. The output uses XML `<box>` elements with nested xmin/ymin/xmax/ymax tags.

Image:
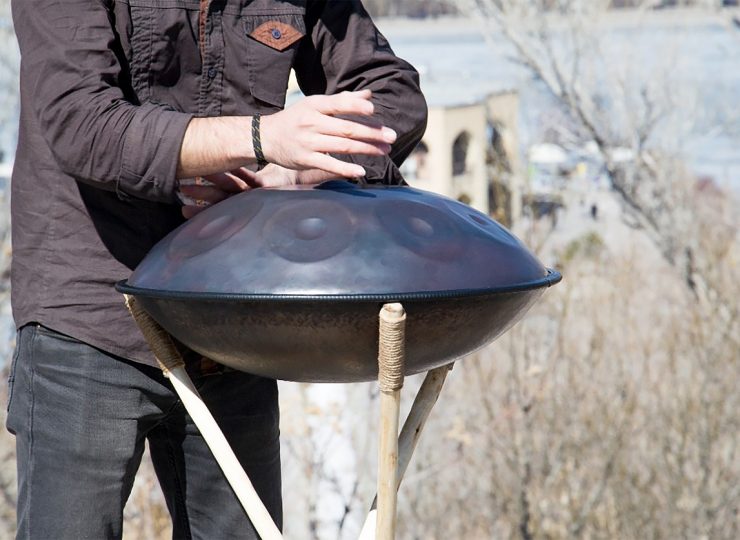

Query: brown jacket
<box><xmin>10</xmin><ymin>0</ymin><xmax>427</xmax><ymax>365</ymax></box>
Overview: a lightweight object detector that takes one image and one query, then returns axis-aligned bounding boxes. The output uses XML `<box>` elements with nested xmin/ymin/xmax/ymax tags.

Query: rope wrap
<box><xmin>124</xmin><ymin>295</ymin><xmax>186</xmax><ymax>374</ymax></box>
<box><xmin>378</xmin><ymin>303</ymin><xmax>406</xmax><ymax>393</ymax></box>
<box><xmin>252</xmin><ymin>113</ymin><xmax>268</xmax><ymax>169</ymax></box>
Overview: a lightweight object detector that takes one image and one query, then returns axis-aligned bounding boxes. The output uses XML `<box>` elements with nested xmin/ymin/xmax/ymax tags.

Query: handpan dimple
<box><xmin>263</xmin><ymin>200</ymin><xmax>355</xmax><ymax>263</ymax></box>
<box><xmin>409</xmin><ymin>217</ymin><xmax>434</xmax><ymax>237</ymax></box>
<box><xmin>376</xmin><ymin>200</ymin><xmax>465</xmax><ymax>261</ymax></box>
<box><xmin>167</xmin><ymin>197</ymin><xmax>264</xmax><ymax>261</ymax></box>
<box><xmin>198</xmin><ymin>215</ymin><xmax>232</xmax><ymax>239</ymax></box>
<box><xmin>295</xmin><ymin>217</ymin><xmax>328</xmax><ymax>241</ymax></box>
<box><xmin>443</xmin><ymin>199</ymin><xmax>521</xmax><ymax>246</ymax></box>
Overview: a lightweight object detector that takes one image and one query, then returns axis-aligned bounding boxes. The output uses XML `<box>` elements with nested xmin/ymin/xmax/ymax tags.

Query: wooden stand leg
<box><xmin>124</xmin><ymin>296</ymin><xmax>282</xmax><ymax>540</ymax></box>
<box><xmin>375</xmin><ymin>303</ymin><xmax>406</xmax><ymax>540</ymax></box>
<box><xmin>358</xmin><ymin>363</ymin><xmax>452</xmax><ymax>540</ymax></box>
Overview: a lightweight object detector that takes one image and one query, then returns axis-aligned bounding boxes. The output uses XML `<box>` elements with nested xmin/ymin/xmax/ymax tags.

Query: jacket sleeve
<box><xmin>294</xmin><ymin>0</ymin><xmax>428</xmax><ymax>184</ymax></box>
<box><xmin>12</xmin><ymin>0</ymin><xmax>193</xmax><ymax>203</ymax></box>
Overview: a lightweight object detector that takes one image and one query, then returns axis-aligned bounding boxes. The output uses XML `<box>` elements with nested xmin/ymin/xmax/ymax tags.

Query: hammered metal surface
<box><xmin>127</xmin><ymin>181</ymin><xmax>549</xmax><ymax>296</ymax></box>
<box><xmin>129</xmin><ymin>289</ymin><xmax>545</xmax><ymax>383</ymax></box>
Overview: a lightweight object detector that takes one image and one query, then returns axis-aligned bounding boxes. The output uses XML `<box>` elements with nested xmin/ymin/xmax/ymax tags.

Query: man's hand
<box><xmin>178</xmin><ymin>172</ymin><xmax>249</xmax><ymax>219</ymax></box>
<box><xmin>178</xmin><ymin>90</ymin><xmax>396</xmax><ymax>180</ymax></box>
<box><xmin>178</xmin><ymin>165</ymin><xmax>336</xmax><ymax>218</ymax></box>
<box><xmin>260</xmin><ymin>89</ymin><xmax>397</xmax><ymax>179</ymax></box>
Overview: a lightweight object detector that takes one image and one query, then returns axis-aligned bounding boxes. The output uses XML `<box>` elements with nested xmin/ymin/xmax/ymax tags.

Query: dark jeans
<box><xmin>5</xmin><ymin>324</ymin><xmax>282</xmax><ymax>539</ymax></box>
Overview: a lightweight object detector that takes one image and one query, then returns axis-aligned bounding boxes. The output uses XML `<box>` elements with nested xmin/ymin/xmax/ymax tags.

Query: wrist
<box><xmin>223</xmin><ymin>116</ymin><xmax>256</xmax><ymax>165</ymax></box>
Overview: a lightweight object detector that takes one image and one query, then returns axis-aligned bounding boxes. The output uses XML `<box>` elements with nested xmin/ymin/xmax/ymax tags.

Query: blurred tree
<box><xmin>457</xmin><ymin>0</ymin><xmax>737</xmax><ymax>314</ymax></box>
<box><xmin>0</xmin><ymin>0</ymin><xmax>20</xmax><ymax>162</ymax></box>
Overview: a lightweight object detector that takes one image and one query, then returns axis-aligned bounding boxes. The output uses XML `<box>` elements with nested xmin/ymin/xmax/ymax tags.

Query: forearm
<box><xmin>177</xmin><ymin>116</ymin><xmax>257</xmax><ymax>179</ymax></box>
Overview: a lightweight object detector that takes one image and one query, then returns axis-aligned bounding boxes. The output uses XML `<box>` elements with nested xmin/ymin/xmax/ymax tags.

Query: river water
<box><xmin>379</xmin><ymin>13</ymin><xmax>740</xmax><ymax>192</ymax></box>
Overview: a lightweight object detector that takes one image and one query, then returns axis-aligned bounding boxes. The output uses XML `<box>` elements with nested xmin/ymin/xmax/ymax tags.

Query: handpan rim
<box><xmin>116</xmin><ymin>269</ymin><xmax>562</xmax><ymax>303</ymax></box>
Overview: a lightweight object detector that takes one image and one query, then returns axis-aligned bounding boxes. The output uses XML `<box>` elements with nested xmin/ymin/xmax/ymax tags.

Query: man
<box><xmin>6</xmin><ymin>0</ymin><xmax>427</xmax><ymax>537</ymax></box>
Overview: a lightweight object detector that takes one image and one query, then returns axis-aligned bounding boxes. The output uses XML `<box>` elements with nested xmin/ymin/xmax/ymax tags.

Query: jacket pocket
<box><xmin>126</xmin><ymin>1</ymin><xmax>200</xmax><ymax>107</ymax></box>
<box><xmin>244</xmin><ymin>13</ymin><xmax>306</xmax><ymax>108</ymax></box>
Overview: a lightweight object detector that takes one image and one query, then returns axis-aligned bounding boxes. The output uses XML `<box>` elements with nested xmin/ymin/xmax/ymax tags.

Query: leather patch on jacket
<box><xmin>250</xmin><ymin>21</ymin><xmax>304</xmax><ymax>51</ymax></box>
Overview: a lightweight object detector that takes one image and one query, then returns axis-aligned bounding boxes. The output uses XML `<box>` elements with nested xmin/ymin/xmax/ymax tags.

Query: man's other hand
<box><xmin>178</xmin><ymin>172</ymin><xmax>249</xmax><ymax>219</ymax></box>
<box><xmin>179</xmin><ymin>165</ymin><xmax>340</xmax><ymax>218</ymax></box>
<box><xmin>237</xmin><ymin>164</ymin><xmax>340</xmax><ymax>189</ymax></box>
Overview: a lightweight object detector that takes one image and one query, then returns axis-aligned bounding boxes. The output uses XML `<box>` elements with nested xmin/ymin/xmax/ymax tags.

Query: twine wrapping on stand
<box><xmin>378</xmin><ymin>303</ymin><xmax>406</xmax><ymax>393</ymax></box>
<box><xmin>124</xmin><ymin>295</ymin><xmax>185</xmax><ymax>374</ymax></box>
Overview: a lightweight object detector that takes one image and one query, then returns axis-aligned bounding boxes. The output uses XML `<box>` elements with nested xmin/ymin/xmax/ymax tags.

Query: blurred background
<box><xmin>0</xmin><ymin>1</ymin><xmax>738</xmax><ymax>538</ymax></box>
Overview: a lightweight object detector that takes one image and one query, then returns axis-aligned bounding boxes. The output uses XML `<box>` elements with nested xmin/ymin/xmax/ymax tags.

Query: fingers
<box><xmin>179</xmin><ymin>158</ymin><xmax>362</xmax><ymax>219</ymax></box>
<box><xmin>178</xmin><ymin>184</ymin><xmax>231</xmax><ymax>205</ymax></box>
<box><xmin>260</xmin><ymin>90</ymin><xmax>397</xmax><ymax>174</ymax></box>
<box><xmin>319</xmin><ymin>116</ymin><xmax>397</xmax><ymax>145</ymax></box>
<box><xmin>294</xmin><ymin>169</ymin><xmax>337</xmax><ymax>185</ymax></box>
<box><xmin>307</xmin><ymin>153</ymin><xmax>365</xmax><ymax>179</ymax></box>
<box><xmin>309</xmin><ymin>90</ymin><xmax>375</xmax><ymax>116</ymax></box>
<box><xmin>314</xmin><ymin>135</ymin><xmax>391</xmax><ymax>156</ymax></box>
<box><xmin>201</xmin><ymin>171</ymin><xmax>249</xmax><ymax>193</ymax></box>
<box><xmin>179</xmin><ymin>168</ymin><xmax>263</xmax><ymax>220</ymax></box>
<box><xmin>228</xmin><ymin>167</ymin><xmax>262</xmax><ymax>188</ymax></box>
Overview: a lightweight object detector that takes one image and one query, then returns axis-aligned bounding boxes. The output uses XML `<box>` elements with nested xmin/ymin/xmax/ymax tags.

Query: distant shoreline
<box><xmin>378</xmin><ymin>7</ymin><xmax>740</xmax><ymax>34</ymax></box>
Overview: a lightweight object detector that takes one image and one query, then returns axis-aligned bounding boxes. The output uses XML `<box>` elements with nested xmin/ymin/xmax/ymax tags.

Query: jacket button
<box><xmin>271</xmin><ymin>28</ymin><xmax>282</xmax><ymax>40</ymax></box>
<box><xmin>207</xmin><ymin>68</ymin><xmax>217</xmax><ymax>79</ymax></box>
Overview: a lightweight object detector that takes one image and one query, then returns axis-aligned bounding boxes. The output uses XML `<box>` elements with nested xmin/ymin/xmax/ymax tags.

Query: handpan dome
<box><xmin>118</xmin><ymin>181</ymin><xmax>561</xmax><ymax>382</ymax></box>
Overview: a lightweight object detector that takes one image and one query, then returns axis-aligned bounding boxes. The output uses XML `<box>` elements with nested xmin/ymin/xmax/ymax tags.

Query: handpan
<box><xmin>117</xmin><ymin>181</ymin><xmax>561</xmax><ymax>382</ymax></box>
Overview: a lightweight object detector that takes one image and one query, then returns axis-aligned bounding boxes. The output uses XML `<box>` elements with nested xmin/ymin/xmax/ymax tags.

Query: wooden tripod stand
<box><xmin>126</xmin><ymin>296</ymin><xmax>451</xmax><ymax>539</ymax></box>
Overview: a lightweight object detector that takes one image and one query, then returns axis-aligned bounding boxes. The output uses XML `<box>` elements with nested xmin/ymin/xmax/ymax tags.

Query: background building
<box><xmin>402</xmin><ymin>88</ymin><xmax>524</xmax><ymax>225</ymax></box>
